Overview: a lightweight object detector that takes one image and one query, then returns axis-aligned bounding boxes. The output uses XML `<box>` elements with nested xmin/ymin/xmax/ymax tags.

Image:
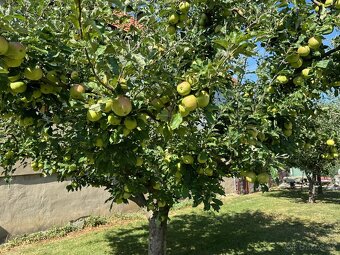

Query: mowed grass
<box><xmin>2</xmin><ymin>190</ymin><xmax>339</xmax><ymax>255</ymax></box>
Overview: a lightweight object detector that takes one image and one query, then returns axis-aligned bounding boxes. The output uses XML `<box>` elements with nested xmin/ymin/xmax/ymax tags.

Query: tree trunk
<box><xmin>317</xmin><ymin>173</ymin><xmax>323</xmax><ymax>195</ymax></box>
<box><xmin>148</xmin><ymin>208</ymin><xmax>169</xmax><ymax>255</ymax></box>
<box><xmin>307</xmin><ymin>174</ymin><xmax>316</xmax><ymax>203</ymax></box>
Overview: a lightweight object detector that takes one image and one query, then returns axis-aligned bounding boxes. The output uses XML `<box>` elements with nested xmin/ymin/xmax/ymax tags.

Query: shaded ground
<box><xmin>2</xmin><ymin>191</ymin><xmax>339</xmax><ymax>255</ymax></box>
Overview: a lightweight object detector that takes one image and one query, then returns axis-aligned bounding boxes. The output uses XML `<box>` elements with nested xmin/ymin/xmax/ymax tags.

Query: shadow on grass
<box><xmin>105</xmin><ymin>210</ymin><xmax>339</xmax><ymax>255</ymax></box>
<box><xmin>266</xmin><ymin>190</ymin><xmax>340</xmax><ymax>204</ymax></box>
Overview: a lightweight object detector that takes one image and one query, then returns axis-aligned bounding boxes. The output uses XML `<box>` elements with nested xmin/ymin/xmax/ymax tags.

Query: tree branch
<box><xmin>129</xmin><ymin>193</ymin><xmax>147</xmax><ymax>207</ymax></box>
<box><xmin>76</xmin><ymin>0</ymin><xmax>115</xmax><ymax>93</ymax></box>
<box><xmin>322</xmin><ymin>44</ymin><xmax>340</xmax><ymax>58</ymax></box>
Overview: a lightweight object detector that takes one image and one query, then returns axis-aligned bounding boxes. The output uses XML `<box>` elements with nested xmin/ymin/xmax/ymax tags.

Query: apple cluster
<box><xmin>321</xmin><ymin>139</ymin><xmax>338</xmax><ymax>159</ymax></box>
<box><xmin>241</xmin><ymin>171</ymin><xmax>270</xmax><ymax>184</ymax></box>
<box><xmin>315</xmin><ymin>0</ymin><xmax>340</xmax><ymax>11</ymax></box>
<box><xmin>176</xmin><ymin>80</ymin><xmax>210</xmax><ymax>117</ymax></box>
<box><xmin>167</xmin><ymin>1</ymin><xmax>190</xmax><ymax>35</ymax></box>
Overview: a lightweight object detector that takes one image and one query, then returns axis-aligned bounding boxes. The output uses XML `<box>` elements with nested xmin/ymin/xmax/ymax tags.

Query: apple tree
<box><xmin>0</xmin><ymin>0</ymin><xmax>339</xmax><ymax>254</ymax></box>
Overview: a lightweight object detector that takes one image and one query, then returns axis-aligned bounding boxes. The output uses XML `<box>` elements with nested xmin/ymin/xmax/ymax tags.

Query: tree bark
<box><xmin>316</xmin><ymin>172</ymin><xmax>323</xmax><ymax>195</ymax></box>
<box><xmin>148</xmin><ymin>208</ymin><xmax>169</xmax><ymax>255</ymax></box>
<box><xmin>307</xmin><ymin>174</ymin><xmax>316</xmax><ymax>203</ymax></box>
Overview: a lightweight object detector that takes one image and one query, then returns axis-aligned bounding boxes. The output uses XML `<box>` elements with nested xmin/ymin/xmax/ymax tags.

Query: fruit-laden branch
<box><xmin>311</xmin><ymin>0</ymin><xmax>322</xmax><ymax>6</ymax></box>
<box><xmin>76</xmin><ymin>0</ymin><xmax>115</xmax><ymax>93</ymax></box>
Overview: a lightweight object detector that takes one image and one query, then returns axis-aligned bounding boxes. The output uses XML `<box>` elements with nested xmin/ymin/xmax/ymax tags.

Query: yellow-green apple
<box><xmin>169</xmin><ymin>13</ymin><xmax>179</xmax><ymax>25</ymax></box>
<box><xmin>70</xmin><ymin>84</ymin><xmax>85</xmax><ymax>99</ymax></box>
<box><xmin>0</xmin><ymin>36</ymin><xmax>9</xmax><ymax>55</ymax></box>
<box><xmin>167</xmin><ymin>25</ymin><xmax>176</xmax><ymax>35</ymax></box>
<box><xmin>124</xmin><ymin>117</ymin><xmax>137</xmax><ymax>130</ymax></box>
<box><xmin>326</xmin><ymin>139</ymin><xmax>335</xmax><ymax>146</ymax></box>
<box><xmin>308</xmin><ymin>37</ymin><xmax>322</xmax><ymax>50</ymax></box>
<box><xmin>10</xmin><ymin>81</ymin><xmax>27</xmax><ymax>94</ymax></box>
<box><xmin>284</xmin><ymin>121</ymin><xmax>293</xmax><ymax>130</ymax></box>
<box><xmin>4</xmin><ymin>42</ymin><xmax>26</xmax><ymax>59</ymax></box>
<box><xmin>197</xmin><ymin>152</ymin><xmax>208</xmax><ymax>163</ymax></box>
<box><xmin>112</xmin><ymin>95</ymin><xmax>132</xmax><ymax>116</ymax></box>
<box><xmin>297</xmin><ymin>46</ymin><xmax>310</xmax><ymax>57</ymax></box>
<box><xmin>276</xmin><ymin>75</ymin><xmax>288</xmax><ymax>84</ymax></box>
<box><xmin>293</xmin><ymin>76</ymin><xmax>304</xmax><ymax>86</ymax></box>
<box><xmin>24</xmin><ymin>66</ymin><xmax>43</xmax><ymax>80</ymax></box>
<box><xmin>301</xmin><ymin>68</ymin><xmax>311</xmax><ymax>78</ymax></box>
<box><xmin>40</xmin><ymin>84</ymin><xmax>55</xmax><ymax>94</ymax></box>
<box><xmin>179</xmin><ymin>1</ymin><xmax>190</xmax><ymax>13</ymax></box>
<box><xmin>87</xmin><ymin>109</ymin><xmax>102</xmax><ymax>122</ymax></box>
<box><xmin>153</xmin><ymin>182</ymin><xmax>161</xmax><ymax>190</ymax></box>
<box><xmin>95</xmin><ymin>138</ymin><xmax>104</xmax><ymax>148</ymax></box>
<box><xmin>290</xmin><ymin>58</ymin><xmax>303</xmax><ymax>68</ymax></box>
<box><xmin>196</xmin><ymin>91</ymin><xmax>210</xmax><ymax>108</ymax></box>
<box><xmin>179</xmin><ymin>104</ymin><xmax>190</xmax><ymax>117</ymax></box>
<box><xmin>32</xmin><ymin>89</ymin><xmax>42</xmax><ymax>99</ymax></box>
<box><xmin>3</xmin><ymin>57</ymin><xmax>23</xmax><ymax>67</ymax></box>
<box><xmin>182</xmin><ymin>155</ymin><xmax>194</xmax><ymax>164</ymax></box>
<box><xmin>245</xmin><ymin>171</ymin><xmax>256</xmax><ymax>183</ymax></box>
<box><xmin>283</xmin><ymin>129</ymin><xmax>293</xmax><ymax>137</ymax></box>
<box><xmin>257</xmin><ymin>173</ymin><xmax>269</xmax><ymax>184</ymax></box>
<box><xmin>177</xmin><ymin>81</ymin><xmax>191</xmax><ymax>96</ymax></box>
<box><xmin>181</xmin><ymin>95</ymin><xmax>197</xmax><ymax>111</ymax></box>
<box><xmin>46</xmin><ymin>70</ymin><xmax>58</xmax><ymax>83</ymax></box>
<box><xmin>107</xmin><ymin>114</ymin><xmax>121</xmax><ymax>125</ymax></box>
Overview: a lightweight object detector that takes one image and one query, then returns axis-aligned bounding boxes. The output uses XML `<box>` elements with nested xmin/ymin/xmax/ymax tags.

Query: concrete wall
<box><xmin>0</xmin><ymin>172</ymin><xmax>139</xmax><ymax>243</ymax></box>
<box><xmin>0</xmin><ymin>164</ymin><xmax>237</xmax><ymax>243</ymax></box>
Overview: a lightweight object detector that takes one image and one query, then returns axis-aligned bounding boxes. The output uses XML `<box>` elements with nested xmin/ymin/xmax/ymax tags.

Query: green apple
<box><xmin>293</xmin><ymin>76</ymin><xmax>304</xmax><ymax>86</ymax></box>
<box><xmin>308</xmin><ymin>37</ymin><xmax>322</xmax><ymax>50</ymax></box>
<box><xmin>123</xmin><ymin>192</ymin><xmax>131</xmax><ymax>199</ymax></box>
<box><xmin>70</xmin><ymin>84</ymin><xmax>85</xmax><ymax>99</ymax></box>
<box><xmin>70</xmin><ymin>71</ymin><xmax>79</xmax><ymax>80</ymax></box>
<box><xmin>324</xmin><ymin>0</ymin><xmax>333</xmax><ymax>7</ymax></box>
<box><xmin>197</xmin><ymin>168</ymin><xmax>204</xmax><ymax>175</ymax></box>
<box><xmin>197</xmin><ymin>152</ymin><xmax>208</xmax><ymax>163</ymax></box>
<box><xmin>204</xmin><ymin>168</ymin><xmax>213</xmax><ymax>176</ymax></box>
<box><xmin>169</xmin><ymin>13</ymin><xmax>179</xmax><ymax>25</ymax></box>
<box><xmin>158</xmin><ymin>200</ymin><xmax>166</xmax><ymax>208</ymax></box>
<box><xmin>124</xmin><ymin>117</ymin><xmax>137</xmax><ymax>130</ymax></box>
<box><xmin>245</xmin><ymin>171</ymin><xmax>256</xmax><ymax>183</ymax></box>
<box><xmin>326</xmin><ymin>139</ymin><xmax>335</xmax><ymax>146</ymax></box>
<box><xmin>247</xmin><ymin>126</ymin><xmax>258</xmax><ymax>138</ymax></box>
<box><xmin>198</xmin><ymin>13</ymin><xmax>208</xmax><ymax>26</ymax></box>
<box><xmin>123</xmin><ymin>127</ymin><xmax>131</xmax><ymax>137</ymax></box>
<box><xmin>286</xmin><ymin>53</ymin><xmax>300</xmax><ymax>63</ymax></box>
<box><xmin>284</xmin><ymin>121</ymin><xmax>293</xmax><ymax>130</ymax></box>
<box><xmin>257</xmin><ymin>132</ymin><xmax>266</xmax><ymax>142</ymax></box>
<box><xmin>177</xmin><ymin>81</ymin><xmax>191</xmax><ymax>96</ymax></box>
<box><xmin>10</xmin><ymin>81</ymin><xmax>27</xmax><ymax>94</ymax></box>
<box><xmin>112</xmin><ymin>95</ymin><xmax>132</xmax><ymax>116</ymax></box>
<box><xmin>283</xmin><ymin>129</ymin><xmax>293</xmax><ymax>137</ymax></box>
<box><xmin>40</xmin><ymin>84</ymin><xmax>55</xmax><ymax>94</ymax></box>
<box><xmin>24</xmin><ymin>66</ymin><xmax>43</xmax><ymax>80</ymax></box>
<box><xmin>167</xmin><ymin>25</ymin><xmax>176</xmax><ymax>35</ymax></box>
<box><xmin>95</xmin><ymin>138</ymin><xmax>104</xmax><ymax>148</ymax></box>
<box><xmin>276</xmin><ymin>75</ymin><xmax>288</xmax><ymax>84</ymax></box>
<box><xmin>4</xmin><ymin>42</ymin><xmax>26</xmax><ymax>59</ymax></box>
<box><xmin>179</xmin><ymin>104</ymin><xmax>190</xmax><ymax>117</ymax></box>
<box><xmin>46</xmin><ymin>70</ymin><xmax>58</xmax><ymax>83</ymax></box>
<box><xmin>182</xmin><ymin>155</ymin><xmax>194</xmax><ymax>164</ymax></box>
<box><xmin>98</xmin><ymin>98</ymin><xmax>113</xmax><ymax>112</ymax></box>
<box><xmin>257</xmin><ymin>173</ymin><xmax>269</xmax><ymax>184</ymax></box>
<box><xmin>0</xmin><ymin>36</ymin><xmax>9</xmax><ymax>55</ymax></box>
<box><xmin>32</xmin><ymin>89</ymin><xmax>42</xmax><ymax>99</ymax></box>
<box><xmin>336</xmin><ymin>0</ymin><xmax>340</xmax><ymax>9</ymax></box>
<box><xmin>333</xmin><ymin>153</ymin><xmax>339</xmax><ymax>158</ymax></box>
<box><xmin>179</xmin><ymin>1</ymin><xmax>190</xmax><ymax>13</ymax></box>
<box><xmin>8</xmin><ymin>74</ymin><xmax>21</xmax><ymax>82</ymax></box>
<box><xmin>153</xmin><ymin>182</ymin><xmax>161</xmax><ymax>190</ymax></box>
<box><xmin>3</xmin><ymin>57</ymin><xmax>23</xmax><ymax>67</ymax></box>
<box><xmin>297</xmin><ymin>45</ymin><xmax>310</xmax><ymax>57</ymax></box>
<box><xmin>136</xmin><ymin>157</ymin><xmax>144</xmax><ymax>166</ymax></box>
<box><xmin>290</xmin><ymin>58</ymin><xmax>303</xmax><ymax>68</ymax></box>
<box><xmin>301</xmin><ymin>68</ymin><xmax>311</xmax><ymax>78</ymax></box>
<box><xmin>196</xmin><ymin>91</ymin><xmax>210</xmax><ymax>108</ymax></box>
<box><xmin>266</xmin><ymin>86</ymin><xmax>275</xmax><ymax>94</ymax></box>
<box><xmin>181</xmin><ymin>95</ymin><xmax>197</xmax><ymax>111</ymax></box>
<box><xmin>87</xmin><ymin>109</ymin><xmax>102</xmax><ymax>122</ymax></box>
<box><xmin>107</xmin><ymin>114</ymin><xmax>121</xmax><ymax>125</ymax></box>
<box><xmin>124</xmin><ymin>185</ymin><xmax>131</xmax><ymax>193</ymax></box>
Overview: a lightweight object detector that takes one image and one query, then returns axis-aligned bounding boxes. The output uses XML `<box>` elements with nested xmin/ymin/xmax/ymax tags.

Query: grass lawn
<box><xmin>1</xmin><ymin>190</ymin><xmax>339</xmax><ymax>255</ymax></box>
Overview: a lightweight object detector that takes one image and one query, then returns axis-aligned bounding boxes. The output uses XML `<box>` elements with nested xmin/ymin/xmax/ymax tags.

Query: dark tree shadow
<box><xmin>105</xmin><ymin>210</ymin><xmax>339</xmax><ymax>255</ymax></box>
<box><xmin>266</xmin><ymin>190</ymin><xmax>340</xmax><ymax>204</ymax></box>
<box><xmin>0</xmin><ymin>226</ymin><xmax>9</xmax><ymax>244</ymax></box>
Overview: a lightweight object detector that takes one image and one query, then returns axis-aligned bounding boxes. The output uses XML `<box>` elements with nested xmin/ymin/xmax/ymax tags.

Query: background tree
<box><xmin>0</xmin><ymin>0</ymin><xmax>339</xmax><ymax>254</ymax></box>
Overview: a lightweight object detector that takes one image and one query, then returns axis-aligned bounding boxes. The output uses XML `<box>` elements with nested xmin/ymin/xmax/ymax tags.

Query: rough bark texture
<box><xmin>148</xmin><ymin>209</ymin><xmax>169</xmax><ymax>255</ymax></box>
<box><xmin>317</xmin><ymin>173</ymin><xmax>323</xmax><ymax>195</ymax></box>
<box><xmin>307</xmin><ymin>174</ymin><xmax>316</xmax><ymax>203</ymax></box>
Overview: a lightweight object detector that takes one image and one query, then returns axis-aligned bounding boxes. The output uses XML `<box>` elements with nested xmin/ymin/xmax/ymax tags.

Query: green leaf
<box><xmin>107</xmin><ymin>57</ymin><xmax>120</xmax><ymax>75</ymax></box>
<box><xmin>315</xmin><ymin>60</ymin><xmax>330</xmax><ymax>69</ymax></box>
<box><xmin>170</xmin><ymin>113</ymin><xmax>183</xmax><ymax>130</ymax></box>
